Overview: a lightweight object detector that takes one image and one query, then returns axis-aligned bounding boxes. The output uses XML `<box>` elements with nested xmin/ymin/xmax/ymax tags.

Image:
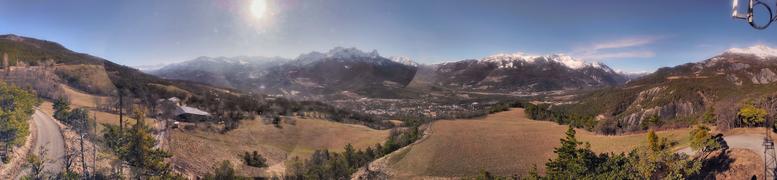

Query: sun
<box><xmin>250</xmin><ymin>0</ymin><xmax>268</xmax><ymax>19</ymax></box>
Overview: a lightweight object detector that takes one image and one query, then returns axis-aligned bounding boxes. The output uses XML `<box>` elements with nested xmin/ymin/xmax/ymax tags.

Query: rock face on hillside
<box><xmin>572</xmin><ymin>45</ymin><xmax>777</xmax><ymax>134</ymax></box>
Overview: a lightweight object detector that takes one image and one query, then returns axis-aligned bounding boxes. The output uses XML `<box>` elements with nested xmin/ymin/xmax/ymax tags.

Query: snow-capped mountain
<box><xmin>724</xmin><ymin>44</ymin><xmax>777</xmax><ymax>59</ymax></box>
<box><xmin>152</xmin><ymin>48</ymin><xmax>629</xmax><ymax>97</ymax></box>
<box><xmin>389</xmin><ymin>56</ymin><xmax>419</xmax><ymax>67</ymax></box>
<box><xmin>133</xmin><ymin>63</ymin><xmax>169</xmax><ymax>71</ymax></box>
<box><xmin>295</xmin><ymin>47</ymin><xmax>381</xmax><ymax>65</ymax></box>
<box><xmin>429</xmin><ymin>52</ymin><xmax>628</xmax><ymax>92</ymax></box>
<box><xmin>481</xmin><ymin>53</ymin><xmax>596</xmax><ymax>69</ymax></box>
<box><xmin>151</xmin><ymin>47</ymin><xmax>418</xmax><ymax>98</ymax></box>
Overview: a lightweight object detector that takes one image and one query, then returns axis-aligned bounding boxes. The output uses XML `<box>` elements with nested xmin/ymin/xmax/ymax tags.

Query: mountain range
<box><xmin>149</xmin><ymin>48</ymin><xmax>630</xmax><ymax>98</ymax></box>
<box><xmin>151</xmin><ymin>47</ymin><xmax>418</xmax><ymax>98</ymax></box>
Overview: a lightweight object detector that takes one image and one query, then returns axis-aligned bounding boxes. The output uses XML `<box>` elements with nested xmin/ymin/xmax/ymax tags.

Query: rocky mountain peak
<box><xmin>389</xmin><ymin>56</ymin><xmax>419</xmax><ymax>67</ymax></box>
<box><xmin>480</xmin><ymin>52</ymin><xmax>605</xmax><ymax>70</ymax></box>
<box><xmin>296</xmin><ymin>47</ymin><xmax>382</xmax><ymax>64</ymax></box>
<box><xmin>724</xmin><ymin>44</ymin><xmax>777</xmax><ymax>59</ymax></box>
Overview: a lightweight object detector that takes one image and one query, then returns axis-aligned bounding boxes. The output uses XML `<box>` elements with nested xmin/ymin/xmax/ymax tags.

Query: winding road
<box><xmin>31</xmin><ymin>109</ymin><xmax>64</xmax><ymax>175</ymax></box>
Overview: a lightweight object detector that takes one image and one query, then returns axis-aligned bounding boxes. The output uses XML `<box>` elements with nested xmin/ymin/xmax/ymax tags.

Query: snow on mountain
<box><xmin>725</xmin><ymin>44</ymin><xmax>777</xmax><ymax>59</ymax></box>
<box><xmin>389</xmin><ymin>56</ymin><xmax>419</xmax><ymax>67</ymax></box>
<box><xmin>134</xmin><ymin>63</ymin><xmax>169</xmax><ymax>72</ymax></box>
<box><xmin>296</xmin><ymin>47</ymin><xmax>381</xmax><ymax>64</ymax></box>
<box><xmin>480</xmin><ymin>52</ymin><xmax>604</xmax><ymax>70</ymax></box>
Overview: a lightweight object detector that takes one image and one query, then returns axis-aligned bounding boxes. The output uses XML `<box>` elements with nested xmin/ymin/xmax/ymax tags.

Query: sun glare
<box><xmin>250</xmin><ymin>0</ymin><xmax>267</xmax><ymax>19</ymax></box>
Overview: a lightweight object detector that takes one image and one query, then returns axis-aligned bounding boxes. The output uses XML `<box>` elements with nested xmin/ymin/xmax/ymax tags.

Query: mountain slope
<box><xmin>151</xmin><ymin>56</ymin><xmax>289</xmax><ymax>89</ymax></box>
<box><xmin>559</xmin><ymin>45</ymin><xmax>777</xmax><ymax>134</ymax></box>
<box><xmin>430</xmin><ymin>53</ymin><xmax>627</xmax><ymax>92</ymax></box>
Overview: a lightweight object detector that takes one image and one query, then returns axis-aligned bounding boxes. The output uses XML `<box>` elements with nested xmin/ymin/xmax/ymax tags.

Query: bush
<box><xmin>241</xmin><ymin>151</ymin><xmax>268</xmax><ymax>168</ymax></box>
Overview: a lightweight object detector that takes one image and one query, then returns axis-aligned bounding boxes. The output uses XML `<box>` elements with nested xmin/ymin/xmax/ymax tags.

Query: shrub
<box><xmin>241</xmin><ymin>151</ymin><xmax>268</xmax><ymax>168</ymax></box>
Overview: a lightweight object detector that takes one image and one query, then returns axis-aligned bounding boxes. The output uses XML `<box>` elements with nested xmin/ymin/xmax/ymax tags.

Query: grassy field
<box><xmin>170</xmin><ymin>116</ymin><xmax>390</xmax><ymax>177</ymax></box>
<box><xmin>60</xmin><ymin>85</ymin><xmax>109</xmax><ymax>109</ymax></box>
<box><xmin>54</xmin><ymin>64</ymin><xmax>117</xmax><ymax>95</ymax></box>
<box><xmin>387</xmin><ymin>108</ymin><xmax>692</xmax><ymax>178</ymax></box>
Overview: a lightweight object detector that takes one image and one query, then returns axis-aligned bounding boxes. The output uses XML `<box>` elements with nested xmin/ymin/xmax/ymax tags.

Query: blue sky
<box><xmin>1</xmin><ymin>0</ymin><xmax>776</xmax><ymax>72</ymax></box>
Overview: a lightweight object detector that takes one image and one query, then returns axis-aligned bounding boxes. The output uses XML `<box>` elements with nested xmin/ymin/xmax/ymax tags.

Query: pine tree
<box><xmin>52</xmin><ymin>96</ymin><xmax>70</xmax><ymax>120</ymax></box>
<box><xmin>104</xmin><ymin>107</ymin><xmax>176</xmax><ymax>178</ymax></box>
<box><xmin>544</xmin><ymin>126</ymin><xmax>594</xmax><ymax>179</ymax></box>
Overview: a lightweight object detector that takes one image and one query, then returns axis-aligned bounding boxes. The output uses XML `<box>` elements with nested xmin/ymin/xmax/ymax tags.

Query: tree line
<box><xmin>523</xmin><ymin>103</ymin><xmax>597</xmax><ymax>131</ymax></box>
<box><xmin>473</xmin><ymin>125</ymin><xmax>722</xmax><ymax>180</ymax></box>
<box><xmin>0</xmin><ymin>82</ymin><xmax>38</xmax><ymax>163</ymax></box>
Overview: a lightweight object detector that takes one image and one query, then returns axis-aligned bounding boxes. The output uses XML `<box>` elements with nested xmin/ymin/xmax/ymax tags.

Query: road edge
<box><xmin>0</xmin><ymin>110</ymin><xmax>39</xmax><ymax>178</ymax></box>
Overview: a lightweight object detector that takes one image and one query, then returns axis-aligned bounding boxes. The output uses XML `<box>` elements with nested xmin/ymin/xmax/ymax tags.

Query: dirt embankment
<box><xmin>0</xmin><ymin>112</ymin><xmax>38</xmax><ymax>178</ymax></box>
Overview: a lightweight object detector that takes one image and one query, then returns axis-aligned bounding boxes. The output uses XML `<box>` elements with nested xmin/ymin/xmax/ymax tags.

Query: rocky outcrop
<box><xmin>750</xmin><ymin>68</ymin><xmax>777</xmax><ymax>84</ymax></box>
<box><xmin>619</xmin><ymin>101</ymin><xmax>702</xmax><ymax>131</ymax></box>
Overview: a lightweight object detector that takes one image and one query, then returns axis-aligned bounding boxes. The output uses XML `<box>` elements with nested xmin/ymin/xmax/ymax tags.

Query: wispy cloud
<box><xmin>574</xmin><ymin>36</ymin><xmax>660</xmax><ymax>61</ymax></box>
<box><xmin>589</xmin><ymin>37</ymin><xmax>658</xmax><ymax>51</ymax></box>
<box><xmin>577</xmin><ymin>51</ymin><xmax>656</xmax><ymax>60</ymax></box>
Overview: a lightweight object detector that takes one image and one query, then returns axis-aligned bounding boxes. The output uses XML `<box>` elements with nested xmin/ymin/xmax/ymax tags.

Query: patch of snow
<box><xmin>296</xmin><ymin>47</ymin><xmax>382</xmax><ymax>64</ymax></box>
<box><xmin>481</xmin><ymin>52</ymin><xmax>604</xmax><ymax>70</ymax></box>
<box><xmin>388</xmin><ymin>56</ymin><xmax>419</xmax><ymax>67</ymax></box>
<box><xmin>725</xmin><ymin>44</ymin><xmax>777</xmax><ymax>59</ymax></box>
<box><xmin>134</xmin><ymin>63</ymin><xmax>169</xmax><ymax>72</ymax></box>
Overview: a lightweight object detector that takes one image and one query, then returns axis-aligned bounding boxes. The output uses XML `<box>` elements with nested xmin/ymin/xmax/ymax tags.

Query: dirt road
<box><xmin>31</xmin><ymin>109</ymin><xmax>65</xmax><ymax>174</ymax></box>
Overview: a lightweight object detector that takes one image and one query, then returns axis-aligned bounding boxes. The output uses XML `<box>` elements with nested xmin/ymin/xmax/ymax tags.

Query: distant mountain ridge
<box><xmin>427</xmin><ymin>52</ymin><xmax>627</xmax><ymax>92</ymax></box>
<box><xmin>152</xmin><ymin>49</ymin><xmax>629</xmax><ymax>98</ymax></box>
<box><xmin>151</xmin><ymin>47</ymin><xmax>419</xmax><ymax>98</ymax></box>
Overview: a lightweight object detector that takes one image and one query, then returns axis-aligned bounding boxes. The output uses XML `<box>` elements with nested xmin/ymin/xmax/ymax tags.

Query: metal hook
<box><xmin>733</xmin><ymin>0</ymin><xmax>777</xmax><ymax>29</ymax></box>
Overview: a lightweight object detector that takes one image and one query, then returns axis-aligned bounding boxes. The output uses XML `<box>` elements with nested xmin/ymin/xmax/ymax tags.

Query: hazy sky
<box><xmin>1</xmin><ymin>0</ymin><xmax>776</xmax><ymax>72</ymax></box>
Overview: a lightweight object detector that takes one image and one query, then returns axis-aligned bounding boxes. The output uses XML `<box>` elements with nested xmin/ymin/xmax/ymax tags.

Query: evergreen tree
<box><xmin>544</xmin><ymin>126</ymin><xmax>598</xmax><ymax>179</ymax></box>
<box><xmin>103</xmin><ymin>107</ymin><xmax>178</xmax><ymax>178</ymax></box>
<box><xmin>689</xmin><ymin>125</ymin><xmax>720</xmax><ymax>157</ymax></box>
<box><xmin>52</xmin><ymin>96</ymin><xmax>71</xmax><ymax>120</ymax></box>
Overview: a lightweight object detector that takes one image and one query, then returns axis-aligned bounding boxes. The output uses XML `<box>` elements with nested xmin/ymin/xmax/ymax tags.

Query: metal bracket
<box><xmin>733</xmin><ymin>0</ymin><xmax>777</xmax><ymax>29</ymax></box>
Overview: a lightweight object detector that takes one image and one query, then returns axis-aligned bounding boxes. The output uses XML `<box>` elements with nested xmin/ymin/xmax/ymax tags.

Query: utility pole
<box><xmin>119</xmin><ymin>90</ymin><xmax>124</xmax><ymax>130</ymax></box>
<box><xmin>93</xmin><ymin>112</ymin><xmax>97</xmax><ymax>178</ymax></box>
<box><xmin>765</xmin><ymin>116</ymin><xmax>777</xmax><ymax>180</ymax></box>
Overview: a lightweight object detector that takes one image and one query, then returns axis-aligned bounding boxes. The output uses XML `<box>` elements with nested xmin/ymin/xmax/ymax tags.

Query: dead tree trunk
<box><xmin>119</xmin><ymin>90</ymin><xmax>124</xmax><ymax>131</ymax></box>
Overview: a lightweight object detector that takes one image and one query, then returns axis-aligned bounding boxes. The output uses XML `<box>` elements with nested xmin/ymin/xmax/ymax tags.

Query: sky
<box><xmin>1</xmin><ymin>0</ymin><xmax>777</xmax><ymax>72</ymax></box>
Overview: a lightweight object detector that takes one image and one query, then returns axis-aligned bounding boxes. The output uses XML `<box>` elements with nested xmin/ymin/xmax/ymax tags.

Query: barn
<box><xmin>174</xmin><ymin>106</ymin><xmax>212</xmax><ymax>122</ymax></box>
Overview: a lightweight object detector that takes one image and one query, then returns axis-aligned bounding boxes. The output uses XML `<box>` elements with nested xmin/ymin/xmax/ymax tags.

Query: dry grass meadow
<box><xmin>387</xmin><ymin>108</ymin><xmax>692</xmax><ymax>178</ymax></box>
<box><xmin>170</xmin><ymin>116</ymin><xmax>390</xmax><ymax>177</ymax></box>
<box><xmin>40</xmin><ymin>85</ymin><xmax>152</xmax><ymax>133</ymax></box>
